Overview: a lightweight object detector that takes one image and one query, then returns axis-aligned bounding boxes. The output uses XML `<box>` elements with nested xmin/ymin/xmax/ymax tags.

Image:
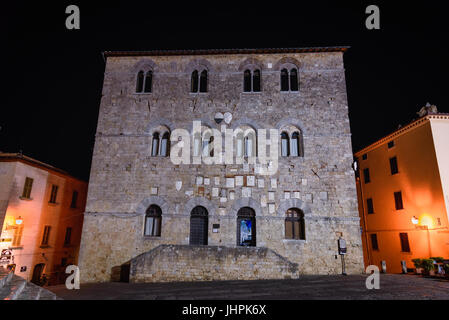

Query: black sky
<box><xmin>1</xmin><ymin>1</ymin><xmax>448</xmax><ymax>181</ymax></box>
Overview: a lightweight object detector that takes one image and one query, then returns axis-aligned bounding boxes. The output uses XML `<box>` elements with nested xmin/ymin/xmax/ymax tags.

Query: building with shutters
<box><xmin>0</xmin><ymin>153</ymin><xmax>87</xmax><ymax>285</ymax></box>
<box><xmin>78</xmin><ymin>47</ymin><xmax>365</xmax><ymax>283</ymax></box>
<box><xmin>355</xmin><ymin>105</ymin><xmax>449</xmax><ymax>273</ymax></box>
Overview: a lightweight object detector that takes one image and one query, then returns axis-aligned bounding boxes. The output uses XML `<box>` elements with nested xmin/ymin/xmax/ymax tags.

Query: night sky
<box><xmin>2</xmin><ymin>1</ymin><xmax>448</xmax><ymax>181</ymax></box>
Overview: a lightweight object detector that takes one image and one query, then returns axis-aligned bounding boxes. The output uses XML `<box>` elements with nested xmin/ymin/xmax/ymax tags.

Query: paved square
<box><xmin>47</xmin><ymin>274</ymin><xmax>449</xmax><ymax>300</ymax></box>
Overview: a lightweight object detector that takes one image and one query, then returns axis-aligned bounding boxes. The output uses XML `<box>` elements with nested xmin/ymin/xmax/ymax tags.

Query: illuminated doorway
<box><xmin>237</xmin><ymin>207</ymin><xmax>256</xmax><ymax>246</ymax></box>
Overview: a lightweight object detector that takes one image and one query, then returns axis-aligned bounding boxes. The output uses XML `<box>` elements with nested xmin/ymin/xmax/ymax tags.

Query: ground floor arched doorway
<box><xmin>237</xmin><ymin>207</ymin><xmax>256</xmax><ymax>246</ymax></box>
<box><xmin>31</xmin><ymin>263</ymin><xmax>45</xmax><ymax>285</ymax></box>
<box><xmin>189</xmin><ymin>206</ymin><xmax>208</xmax><ymax>245</ymax></box>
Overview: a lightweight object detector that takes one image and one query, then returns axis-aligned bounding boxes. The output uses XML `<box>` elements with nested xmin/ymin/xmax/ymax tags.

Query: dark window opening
<box><xmin>390</xmin><ymin>157</ymin><xmax>399</xmax><ymax>175</ymax></box>
<box><xmin>367</xmin><ymin>198</ymin><xmax>374</xmax><ymax>214</ymax></box>
<box><xmin>70</xmin><ymin>191</ymin><xmax>78</xmax><ymax>208</ymax></box>
<box><xmin>362</xmin><ymin>154</ymin><xmax>367</xmax><ymax>160</ymax></box>
<box><xmin>280</xmin><ymin>68</ymin><xmax>289</xmax><ymax>91</ymax></box>
<box><xmin>363</xmin><ymin>168</ymin><xmax>371</xmax><ymax>184</ymax></box>
<box><xmin>371</xmin><ymin>234</ymin><xmax>379</xmax><ymax>251</ymax></box>
<box><xmin>191</xmin><ymin>70</ymin><xmax>199</xmax><ymax>93</ymax></box>
<box><xmin>388</xmin><ymin>141</ymin><xmax>395</xmax><ymax>149</ymax></box>
<box><xmin>160</xmin><ymin>132</ymin><xmax>170</xmax><ymax>157</ymax></box>
<box><xmin>136</xmin><ymin>71</ymin><xmax>144</xmax><ymax>93</ymax></box>
<box><xmin>64</xmin><ymin>227</ymin><xmax>72</xmax><ymax>246</ymax></box>
<box><xmin>243</xmin><ymin>69</ymin><xmax>251</xmax><ymax>92</ymax></box>
<box><xmin>290</xmin><ymin>68</ymin><xmax>299</xmax><ymax>91</ymax></box>
<box><xmin>400</xmin><ymin>233</ymin><xmax>410</xmax><ymax>252</ymax></box>
<box><xmin>49</xmin><ymin>185</ymin><xmax>58</xmax><ymax>204</ymax></box>
<box><xmin>253</xmin><ymin>69</ymin><xmax>261</xmax><ymax>92</ymax></box>
<box><xmin>199</xmin><ymin>70</ymin><xmax>208</xmax><ymax>92</ymax></box>
<box><xmin>394</xmin><ymin>191</ymin><xmax>404</xmax><ymax>210</ymax></box>
<box><xmin>41</xmin><ymin>226</ymin><xmax>51</xmax><ymax>246</ymax></box>
<box><xmin>190</xmin><ymin>206</ymin><xmax>208</xmax><ymax>245</ymax></box>
<box><xmin>144</xmin><ymin>71</ymin><xmax>152</xmax><ymax>93</ymax></box>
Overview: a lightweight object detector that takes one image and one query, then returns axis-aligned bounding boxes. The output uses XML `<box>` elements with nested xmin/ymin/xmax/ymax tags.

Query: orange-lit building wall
<box><xmin>355</xmin><ymin>116</ymin><xmax>449</xmax><ymax>273</ymax></box>
<box><xmin>0</xmin><ymin>155</ymin><xmax>87</xmax><ymax>284</ymax></box>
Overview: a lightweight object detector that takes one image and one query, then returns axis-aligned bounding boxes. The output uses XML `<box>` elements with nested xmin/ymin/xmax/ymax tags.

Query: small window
<box><xmin>160</xmin><ymin>132</ymin><xmax>170</xmax><ymax>157</ymax></box>
<box><xmin>285</xmin><ymin>208</ymin><xmax>305</xmax><ymax>240</ymax></box>
<box><xmin>49</xmin><ymin>185</ymin><xmax>58</xmax><ymax>204</ymax></box>
<box><xmin>145</xmin><ymin>205</ymin><xmax>162</xmax><ymax>237</ymax></box>
<box><xmin>388</xmin><ymin>141</ymin><xmax>395</xmax><ymax>149</ymax></box>
<box><xmin>399</xmin><ymin>233</ymin><xmax>410</xmax><ymax>252</ymax></box>
<box><xmin>22</xmin><ymin>177</ymin><xmax>34</xmax><ymax>199</ymax></box>
<box><xmin>70</xmin><ymin>191</ymin><xmax>78</xmax><ymax>208</ymax></box>
<box><xmin>367</xmin><ymin>198</ymin><xmax>374</xmax><ymax>214</ymax></box>
<box><xmin>394</xmin><ymin>191</ymin><xmax>404</xmax><ymax>210</ymax></box>
<box><xmin>41</xmin><ymin>226</ymin><xmax>51</xmax><ymax>246</ymax></box>
<box><xmin>290</xmin><ymin>68</ymin><xmax>299</xmax><ymax>91</ymax></box>
<box><xmin>243</xmin><ymin>70</ymin><xmax>251</xmax><ymax>92</ymax></box>
<box><xmin>191</xmin><ymin>70</ymin><xmax>199</xmax><ymax>93</ymax></box>
<box><xmin>280</xmin><ymin>69</ymin><xmax>289</xmax><ymax>91</ymax></box>
<box><xmin>363</xmin><ymin>168</ymin><xmax>371</xmax><ymax>184</ymax></box>
<box><xmin>362</xmin><ymin>154</ymin><xmax>367</xmax><ymax>160</ymax></box>
<box><xmin>151</xmin><ymin>132</ymin><xmax>160</xmax><ymax>157</ymax></box>
<box><xmin>281</xmin><ymin>132</ymin><xmax>290</xmax><ymax>157</ymax></box>
<box><xmin>252</xmin><ymin>69</ymin><xmax>261</xmax><ymax>92</ymax></box>
<box><xmin>144</xmin><ymin>71</ymin><xmax>152</xmax><ymax>93</ymax></box>
<box><xmin>390</xmin><ymin>157</ymin><xmax>399</xmax><ymax>175</ymax></box>
<box><xmin>136</xmin><ymin>71</ymin><xmax>144</xmax><ymax>93</ymax></box>
<box><xmin>64</xmin><ymin>227</ymin><xmax>72</xmax><ymax>246</ymax></box>
<box><xmin>199</xmin><ymin>70</ymin><xmax>208</xmax><ymax>93</ymax></box>
<box><xmin>370</xmin><ymin>234</ymin><xmax>379</xmax><ymax>251</ymax></box>
<box><xmin>291</xmin><ymin>132</ymin><xmax>301</xmax><ymax>157</ymax></box>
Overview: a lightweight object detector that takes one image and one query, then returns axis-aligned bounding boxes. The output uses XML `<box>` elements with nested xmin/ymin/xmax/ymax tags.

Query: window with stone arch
<box><xmin>279</xmin><ymin>125</ymin><xmax>304</xmax><ymax>158</ymax></box>
<box><xmin>136</xmin><ymin>70</ymin><xmax>152</xmax><ymax>93</ymax></box>
<box><xmin>243</xmin><ymin>69</ymin><xmax>261</xmax><ymax>92</ymax></box>
<box><xmin>192</xmin><ymin>125</ymin><xmax>214</xmax><ymax>159</ymax></box>
<box><xmin>150</xmin><ymin>126</ymin><xmax>171</xmax><ymax>157</ymax></box>
<box><xmin>191</xmin><ymin>69</ymin><xmax>208</xmax><ymax>93</ymax></box>
<box><xmin>280</xmin><ymin>66</ymin><xmax>299</xmax><ymax>92</ymax></box>
<box><xmin>144</xmin><ymin>205</ymin><xmax>162</xmax><ymax>237</ymax></box>
<box><xmin>234</xmin><ymin>126</ymin><xmax>257</xmax><ymax>162</ymax></box>
<box><xmin>285</xmin><ymin>208</ymin><xmax>305</xmax><ymax>240</ymax></box>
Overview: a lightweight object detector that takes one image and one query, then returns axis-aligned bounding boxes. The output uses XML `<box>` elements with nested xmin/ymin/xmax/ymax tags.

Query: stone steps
<box><xmin>0</xmin><ymin>266</ymin><xmax>60</xmax><ymax>300</ymax></box>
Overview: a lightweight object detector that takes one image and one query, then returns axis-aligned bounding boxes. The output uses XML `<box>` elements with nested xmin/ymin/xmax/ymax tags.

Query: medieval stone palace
<box><xmin>78</xmin><ymin>47</ymin><xmax>364</xmax><ymax>283</ymax></box>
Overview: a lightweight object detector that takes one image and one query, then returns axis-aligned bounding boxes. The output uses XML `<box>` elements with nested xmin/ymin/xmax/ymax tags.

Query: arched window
<box><xmin>236</xmin><ymin>132</ymin><xmax>244</xmax><ymax>157</ymax></box>
<box><xmin>252</xmin><ymin>69</ymin><xmax>261</xmax><ymax>92</ymax></box>
<box><xmin>199</xmin><ymin>70</ymin><xmax>208</xmax><ymax>92</ymax></box>
<box><xmin>151</xmin><ymin>132</ymin><xmax>160</xmax><ymax>157</ymax></box>
<box><xmin>160</xmin><ymin>132</ymin><xmax>170</xmax><ymax>157</ymax></box>
<box><xmin>291</xmin><ymin>131</ymin><xmax>300</xmax><ymax>157</ymax></box>
<box><xmin>281</xmin><ymin>132</ymin><xmax>290</xmax><ymax>157</ymax></box>
<box><xmin>209</xmin><ymin>136</ymin><xmax>214</xmax><ymax>157</ymax></box>
<box><xmin>191</xmin><ymin>70</ymin><xmax>199</xmax><ymax>93</ymax></box>
<box><xmin>244</xmin><ymin>134</ymin><xmax>254</xmax><ymax>157</ymax></box>
<box><xmin>145</xmin><ymin>205</ymin><xmax>162</xmax><ymax>237</ymax></box>
<box><xmin>190</xmin><ymin>206</ymin><xmax>208</xmax><ymax>245</ymax></box>
<box><xmin>144</xmin><ymin>71</ymin><xmax>152</xmax><ymax>93</ymax></box>
<box><xmin>290</xmin><ymin>68</ymin><xmax>298</xmax><ymax>91</ymax></box>
<box><xmin>243</xmin><ymin>70</ymin><xmax>251</xmax><ymax>92</ymax></box>
<box><xmin>285</xmin><ymin>208</ymin><xmax>305</xmax><ymax>240</ymax></box>
<box><xmin>136</xmin><ymin>71</ymin><xmax>144</xmax><ymax>93</ymax></box>
<box><xmin>280</xmin><ymin>68</ymin><xmax>289</xmax><ymax>91</ymax></box>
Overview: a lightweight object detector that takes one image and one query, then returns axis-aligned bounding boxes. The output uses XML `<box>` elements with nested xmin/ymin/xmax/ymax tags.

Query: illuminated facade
<box><xmin>355</xmin><ymin>109</ymin><xmax>449</xmax><ymax>273</ymax></box>
<box><xmin>0</xmin><ymin>153</ymin><xmax>87</xmax><ymax>285</ymax></box>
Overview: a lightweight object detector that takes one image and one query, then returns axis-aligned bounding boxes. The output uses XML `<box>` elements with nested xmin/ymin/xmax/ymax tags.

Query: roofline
<box><xmin>103</xmin><ymin>46</ymin><xmax>350</xmax><ymax>58</ymax></box>
<box><xmin>0</xmin><ymin>153</ymin><xmax>87</xmax><ymax>183</ymax></box>
<box><xmin>354</xmin><ymin>113</ymin><xmax>449</xmax><ymax>157</ymax></box>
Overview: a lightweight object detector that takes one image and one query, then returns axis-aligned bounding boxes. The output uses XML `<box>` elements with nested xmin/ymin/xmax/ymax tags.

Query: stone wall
<box><xmin>78</xmin><ymin>50</ymin><xmax>365</xmax><ymax>283</ymax></box>
<box><xmin>130</xmin><ymin>244</ymin><xmax>299</xmax><ymax>282</ymax></box>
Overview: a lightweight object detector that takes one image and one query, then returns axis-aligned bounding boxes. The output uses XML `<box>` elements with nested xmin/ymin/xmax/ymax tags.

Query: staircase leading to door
<box><xmin>129</xmin><ymin>244</ymin><xmax>299</xmax><ymax>283</ymax></box>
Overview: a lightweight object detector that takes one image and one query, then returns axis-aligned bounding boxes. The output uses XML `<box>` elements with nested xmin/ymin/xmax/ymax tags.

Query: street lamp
<box><xmin>15</xmin><ymin>216</ymin><xmax>23</xmax><ymax>225</ymax></box>
<box><xmin>411</xmin><ymin>216</ymin><xmax>419</xmax><ymax>225</ymax></box>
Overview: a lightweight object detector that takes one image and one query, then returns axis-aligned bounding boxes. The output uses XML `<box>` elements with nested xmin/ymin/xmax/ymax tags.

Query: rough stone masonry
<box><xmin>78</xmin><ymin>47</ymin><xmax>365</xmax><ymax>283</ymax></box>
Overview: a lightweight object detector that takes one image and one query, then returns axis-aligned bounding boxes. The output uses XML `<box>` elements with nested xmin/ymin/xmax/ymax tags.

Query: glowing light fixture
<box><xmin>15</xmin><ymin>216</ymin><xmax>23</xmax><ymax>225</ymax></box>
<box><xmin>411</xmin><ymin>216</ymin><xmax>419</xmax><ymax>225</ymax></box>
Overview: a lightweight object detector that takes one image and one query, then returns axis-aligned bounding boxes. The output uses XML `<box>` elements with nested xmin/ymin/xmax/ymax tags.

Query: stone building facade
<box><xmin>78</xmin><ymin>47</ymin><xmax>365</xmax><ymax>283</ymax></box>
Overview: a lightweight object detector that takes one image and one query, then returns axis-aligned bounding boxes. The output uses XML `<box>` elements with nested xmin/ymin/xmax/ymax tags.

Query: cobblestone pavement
<box><xmin>47</xmin><ymin>274</ymin><xmax>449</xmax><ymax>300</ymax></box>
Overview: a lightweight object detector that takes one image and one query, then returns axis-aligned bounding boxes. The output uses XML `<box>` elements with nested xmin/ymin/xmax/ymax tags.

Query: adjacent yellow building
<box><xmin>355</xmin><ymin>107</ymin><xmax>449</xmax><ymax>273</ymax></box>
<box><xmin>0</xmin><ymin>153</ymin><xmax>87</xmax><ymax>285</ymax></box>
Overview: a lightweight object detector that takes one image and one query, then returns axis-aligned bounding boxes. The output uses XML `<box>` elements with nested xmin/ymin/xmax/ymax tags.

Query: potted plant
<box><xmin>412</xmin><ymin>258</ymin><xmax>423</xmax><ymax>275</ymax></box>
<box><xmin>421</xmin><ymin>259</ymin><xmax>435</xmax><ymax>276</ymax></box>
